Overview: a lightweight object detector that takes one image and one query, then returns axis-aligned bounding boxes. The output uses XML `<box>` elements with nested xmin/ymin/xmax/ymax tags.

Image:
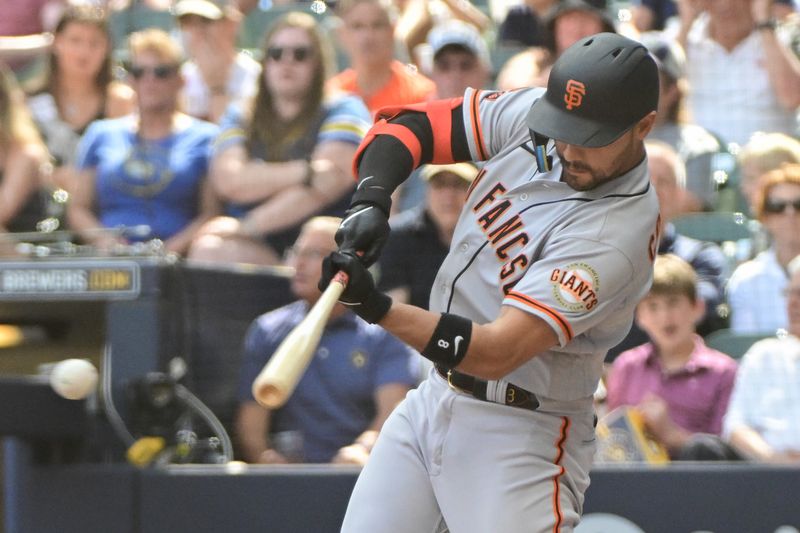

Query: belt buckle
<box><xmin>446</xmin><ymin>370</ymin><xmax>467</xmax><ymax>394</ymax></box>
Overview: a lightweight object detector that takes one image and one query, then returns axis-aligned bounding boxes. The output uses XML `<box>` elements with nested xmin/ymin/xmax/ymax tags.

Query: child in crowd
<box><xmin>606</xmin><ymin>254</ymin><xmax>739</xmax><ymax>460</ymax></box>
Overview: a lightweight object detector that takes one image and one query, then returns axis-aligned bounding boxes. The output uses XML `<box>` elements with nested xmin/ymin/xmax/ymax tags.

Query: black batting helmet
<box><xmin>526</xmin><ymin>32</ymin><xmax>659</xmax><ymax>158</ymax></box>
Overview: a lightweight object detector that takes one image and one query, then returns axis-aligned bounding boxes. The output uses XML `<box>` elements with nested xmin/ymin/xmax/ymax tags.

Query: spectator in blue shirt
<box><xmin>235</xmin><ymin>216</ymin><xmax>418</xmax><ymax>464</ymax></box>
<box><xmin>68</xmin><ymin>28</ymin><xmax>219</xmax><ymax>255</ymax></box>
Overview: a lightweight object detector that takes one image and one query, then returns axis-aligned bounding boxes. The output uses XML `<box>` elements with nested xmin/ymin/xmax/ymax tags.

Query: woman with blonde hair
<box><xmin>188</xmin><ymin>11</ymin><xmax>371</xmax><ymax>266</ymax></box>
<box><xmin>67</xmin><ymin>29</ymin><xmax>219</xmax><ymax>255</ymax></box>
<box><xmin>728</xmin><ymin>164</ymin><xmax>800</xmax><ymax>334</ymax></box>
<box><xmin>0</xmin><ymin>65</ymin><xmax>50</xmax><ymax>233</ymax></box>
<box><xmin>27</xmin><ymin>4</ymin><xmax>135</xmax><ymax>190</ymax></box>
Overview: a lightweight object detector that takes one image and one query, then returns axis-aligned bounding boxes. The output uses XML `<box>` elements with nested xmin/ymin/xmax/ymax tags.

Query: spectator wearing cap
<box><xmin>676</xmin><ymin>0</ymin><xmax>800</xmax><ymax>147</ymax></box>
<box><xmin>544</xmin><ymin>0</ymin><xmax>616</xmax><ymax>58</ymax></box>
<box><xmin>496</xmin><ymin>0</ymin><xmax>617</xmax><ymax>90</ymax></box>
<box><xmin>377</xmin><ymin>162</ymin><xmax>478</xmax><ymax>311</ymax></box>
<box><xmin>641</xmin><ymin>31</ymin><xmax>725</xmax><ymax>212</ymax></box>
<box><xmin>327</xmin><ymin>0</ymin><xmax>436</xmax><ymax>116</ymax></box>
<box><xmin>174</xmin><ymin>0</ymin><xmax>261</xmax><ymax>123</ymax></box>
<box><xmin>497</xmin><ymin>0</ymin><xmax>559</xmax><ymax>48</ymax></box>
<box><xmin>393</xmin><ymin>21</ymin><xmax>489</xmax><ymax>212</ymax></box>
<box><xmin>426</xmin><ymin>20</ymin><xmax>491</xmax><ymax>99</ymax></box>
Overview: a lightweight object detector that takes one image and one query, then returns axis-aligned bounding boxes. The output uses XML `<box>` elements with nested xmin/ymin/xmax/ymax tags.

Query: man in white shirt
<box><xmin>723</xmin><ymin>253</ymin><xmax>800</xmax><ymax>462</ymax></box>
<box><xmin>676</xmin><ymin>0</ymin><xmax>800</xmax><ymax>146</ymax></box>
<box><xmin>174</xmin><ymin>0</ymin><xmax>261</xmax><ymax>123</ymax></box>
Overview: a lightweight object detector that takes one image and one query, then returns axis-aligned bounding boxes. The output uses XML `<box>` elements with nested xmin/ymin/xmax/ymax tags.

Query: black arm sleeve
<box><xmin>352</xmin><ymin>104</ymin><xmax>472</xmax><ymax>211</ymax></box>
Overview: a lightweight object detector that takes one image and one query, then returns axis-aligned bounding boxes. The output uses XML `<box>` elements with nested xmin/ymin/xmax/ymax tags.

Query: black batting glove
<box><xmin>335</xmin><ymin>203</ymin><xmax>390</xmax><ymax>267</ymax></box>
<box><xmin>319</xmin><ymin>251</ymin><xmax>392</xmax><ymax>324</ymax></box>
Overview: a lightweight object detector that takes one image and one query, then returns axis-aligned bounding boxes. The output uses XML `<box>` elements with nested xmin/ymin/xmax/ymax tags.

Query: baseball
<box><xmin>49</xmin><ymin>359</ymin><xmax>99</xmax><ymax>400</ymax></box>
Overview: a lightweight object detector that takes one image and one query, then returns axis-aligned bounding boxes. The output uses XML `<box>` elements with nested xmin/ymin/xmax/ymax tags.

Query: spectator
<box><xmin>27</xmin><ymin>4</ymin><xmax>136</xmax><ymax>192</ymax></box>
<box><xmin>544</xmin><ymin>0</ymin><xmax>617</xmax><ymax>59</ymax></box>
<box><xmin>425</xmin><ymin>19</ymin><xmax>491</xmax><ymax>99</ymax></box>
<box><xmin>174</xmin><ymin>0</ymin><xmax>261</xmax><ymax>124</ymax></box>
<box><xmin>328</xmin><ymin>0</ymin><xmax>436</xmax><ymax>116</ymax></box>
<box><xmin>631</xmin><ymin>0</ymin><xmax>795</xmax><ymax>34</ymax></box>
<box><xmin>235</xmin><ymin>216</ymin><xmax>417</xmax><ymax>465</ymax></box>
<box><xmin>0</xmin><ymin>65</ymin><xmax>50</xmax><ymax>234</ymax></box>
<box><xmin>722</xmin><ymin>254</ymin><xmax>800</xmax><ymax>463</ymax></box>
<box><xmin>677</xmin><ymin>0</ymin><xmax>800</xmax><ymax>147</ymax></box>
<box><xmin>378</xmin><ymin>162</ymin><xmax>478</xmax><ymax>309</ymax></box>
<box><xmin>640</xmin><ymin>31</ymin><xmax>725</xmax><ymax>212</ymax></box>
<box><xmin>495</xmin><ymin>45</ymin><xmax>552</xmax><ymax>91</ymax></box>
<box><xmin>188</xmin><ymin>11</ymin><xmax>371</xmax><ymax>265</ymax></box>
<box><xmin>497</xmin><ymin>0</ymin><xmax>559</xmax><ymax>48</ymax></box>
<box><xmin>607</xmin><ymin>140</ymin><xmax>728</xmax><ymax>359</ymax></box>
<box><xmin>67</xmin><ymin>29</ymin><xmax>219</xmax><ymax>255</ymax></box>
<box><xmin>393</xmin><ymin>0</ymin><xmax>492</xmax><ymax>67</ymax></box>
<box><xmin>606</xmin><ymin>254</ymin><xmax>739</xmax><ymax>460</ymax></box>
<box><xmin>728</xmin><ymin>164</ymin><xmax>800</xmax><ymax>334</ymax></box>
<box><xmin>0</xmin><ymin>0</ymin><xmax>63</xmax><ymax>78</ymax></box>
<box><xmin>737</xmin><ymin>132</ymin><xmax>800</xmax><ymax>216</ymax></box>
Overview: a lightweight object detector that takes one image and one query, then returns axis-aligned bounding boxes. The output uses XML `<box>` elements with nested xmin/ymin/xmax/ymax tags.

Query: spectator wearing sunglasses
<box><xmin>187</xmin><ymin>11</ymin><xmax>371</xmax><ymax>266</ymax></box>
<box><xmin>727</xmin><ymin>164</ymin><xmax>800</xmax><ymax>334</ymax></box>
<box><xmin>174</xmin><ymin>0</ymin><xmax>261</xmax><ymax>124</ymax></box>
<box><xmin>67</xmin><ymin>29</ymin><xmax>220</xmax><ymax>255</ymax></box>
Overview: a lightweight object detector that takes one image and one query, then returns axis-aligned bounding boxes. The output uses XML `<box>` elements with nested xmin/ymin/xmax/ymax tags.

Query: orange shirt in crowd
<box><xmin>327</xmin><ymin>60</ymin><xmax>436</xmax><ymax>117</ymax></box>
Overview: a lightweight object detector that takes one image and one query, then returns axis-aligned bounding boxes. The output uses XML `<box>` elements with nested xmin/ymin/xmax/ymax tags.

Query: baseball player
<box><xmin>319</xmin><ymin>33</ymin><xmax>660</xmax><ymax>532</ymax></box>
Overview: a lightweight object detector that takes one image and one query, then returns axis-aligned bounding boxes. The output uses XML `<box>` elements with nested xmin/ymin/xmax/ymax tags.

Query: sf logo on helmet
<box><xmin>564</xmin><ymin>79</ymin><xmax>586</xmax><ymax>110</ymax></box>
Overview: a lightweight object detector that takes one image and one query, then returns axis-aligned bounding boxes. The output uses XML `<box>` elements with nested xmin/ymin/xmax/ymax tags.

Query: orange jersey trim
<box><xmin>506</xmin><ymin>291</ymin><xmax>574</xmax><ymax>342</ymax></box>
<box><xmin>466</xmin><ymin>167</ymin><xmax>487</xmax><ymax>199</ymax></box>
<box><xmin>551</xmin><ymin>416</ymin><xmax>570</xmax><ymax>533</ymax></box>
<box><xmin>469</xmin><ymin>90</ymin><xmax>488</xmax><ymax>160</ymax></box>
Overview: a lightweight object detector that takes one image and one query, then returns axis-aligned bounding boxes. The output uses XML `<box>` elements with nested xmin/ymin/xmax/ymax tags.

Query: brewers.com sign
<box><xmin>0</xmin><ymin>261</ymin><xmax>140</xmax><ymax>300</ymax></box>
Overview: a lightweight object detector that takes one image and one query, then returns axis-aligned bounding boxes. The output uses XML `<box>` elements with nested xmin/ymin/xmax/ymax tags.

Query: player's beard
<box><xmin>558</xmin><ymin>160</ymin><xmax>616</xmax><ymax>191</ymax></box>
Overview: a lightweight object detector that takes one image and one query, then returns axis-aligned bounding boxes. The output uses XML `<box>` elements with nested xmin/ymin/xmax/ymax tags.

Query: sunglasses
<box><xmin>127</xmin><ymin>64</ymin><xmax>179</xmax><ymax>80</ymax></box>
<box><xmin>266</xmin><ymin>46</ymin><xmax>313</xmax><ymax>63</ymax></box>
<box><xmin>763</xmin><ymin>198</ymin><xmax>800</xmax><ymax>214</ymax></box>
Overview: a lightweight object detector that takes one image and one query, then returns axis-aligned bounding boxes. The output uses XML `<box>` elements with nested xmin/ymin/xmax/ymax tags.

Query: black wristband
<box><xmin>421</xmin><ymin>313</ymin><xmax>472</xmax><ymax>368</ymax></box>
<box><xmin>348</xmin><ymin>291</ymin><xmax>392</xmax><ymax>324</ymax></box>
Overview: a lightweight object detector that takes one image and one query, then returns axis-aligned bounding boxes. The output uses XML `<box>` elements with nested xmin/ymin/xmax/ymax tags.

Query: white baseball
<box><xmin>49</xmin><ymin>359</ymin><xmax>99</xmax><ymax>400</ymax></box>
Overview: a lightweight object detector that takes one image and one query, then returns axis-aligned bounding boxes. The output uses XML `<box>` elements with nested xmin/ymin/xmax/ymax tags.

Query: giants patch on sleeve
<box><xmin>550</xmin><ymin>263</ymin><xmax>599</xmax><ymax>311</ymax></box>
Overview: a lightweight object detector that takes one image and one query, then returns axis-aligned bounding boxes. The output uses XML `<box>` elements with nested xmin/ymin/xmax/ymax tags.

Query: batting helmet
<box><xmin>525</xmin><ymin>32</ymin><xmax>659</xmax><ymax>169</ymax></box>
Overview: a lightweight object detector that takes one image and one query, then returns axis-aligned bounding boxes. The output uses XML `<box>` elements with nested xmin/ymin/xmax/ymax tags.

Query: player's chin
<box><xmin>561</xmin><ymin>171</ymin><xmax>595</xmax><ymax>192</ymax></box>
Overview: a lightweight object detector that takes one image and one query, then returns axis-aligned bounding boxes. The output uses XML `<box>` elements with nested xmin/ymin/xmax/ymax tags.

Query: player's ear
<box><xmin>635</xmin><ymin>112</ymin><xmax>657</xmax><ymax>140</ymax></box>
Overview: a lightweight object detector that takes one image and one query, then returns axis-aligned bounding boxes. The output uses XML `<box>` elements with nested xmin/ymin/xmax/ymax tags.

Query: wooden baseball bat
<box><xmin>252</xmin><ymin>271</ymin><xmax>349</xmax><ymax>409</ymax></box>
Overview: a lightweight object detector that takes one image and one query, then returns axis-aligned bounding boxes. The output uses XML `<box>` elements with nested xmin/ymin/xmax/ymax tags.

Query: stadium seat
<box><xmin>671</xmin><ymin>212</ymin><xmax>758</xmax><ymax>243</ymax></box>
<box><xmin>704</xmin><ymin>328</ymin><xmax>773</xmax><ymax>359</ymax></box>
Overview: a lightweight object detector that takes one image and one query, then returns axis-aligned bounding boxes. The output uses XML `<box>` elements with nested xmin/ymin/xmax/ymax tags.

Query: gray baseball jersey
<box><xmin>341</xmin><ymin>86</ymin><xmax>660</xmax><ymax>533</ymax></box>
<box><xmin>430</xmin><ymin>87</ymin><xmax>660</xmax><ymax>404</ymax></box>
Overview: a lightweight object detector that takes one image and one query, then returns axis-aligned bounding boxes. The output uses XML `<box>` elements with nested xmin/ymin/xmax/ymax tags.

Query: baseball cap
<box><xmin>427</xmin><ymin>20</ymin><xmax>490</xmax><ymax>67</ymax></box>
<box><xmin>639</xmin><ymin>31</ymin><xmax>686</xmax><ymax>82</ymax></box>
<box><xmin>526</xmin><ymin>32</ymin><xmax>659</xmax><ymax>148</ymax></box>
<box><xmin>544</xmin><ymin>0</ymin><xmax>616</xmax><ymax>40</ymax></box>
<box><xmin>421</xmin><ymin>163</ymin><xmax>479</xmax><ymax>183</ymax></box>
<box><xmin>173</xmin><ymin>0</ymin><xmax>229</xmax><ymax>20</ymax></box>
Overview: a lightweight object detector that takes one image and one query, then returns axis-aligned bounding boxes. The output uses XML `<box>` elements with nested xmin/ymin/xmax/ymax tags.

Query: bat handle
<box><xmin>332</xmin><ymin>270</ymin><xmax>349</xmax><ymax>287</ymax></box>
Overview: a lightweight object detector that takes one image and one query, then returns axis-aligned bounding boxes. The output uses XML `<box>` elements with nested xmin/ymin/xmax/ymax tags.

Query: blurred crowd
<box><xmin>1</xmin><ymin>0</ymin><xmax>799</xmax><ymax>465</ymax></box>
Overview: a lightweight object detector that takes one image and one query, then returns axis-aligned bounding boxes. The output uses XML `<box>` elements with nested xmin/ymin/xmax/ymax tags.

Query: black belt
<box><xmin>435</xmin><ymin>365</ymin><xmax>540</xmax><ymax>411</ymax></box>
